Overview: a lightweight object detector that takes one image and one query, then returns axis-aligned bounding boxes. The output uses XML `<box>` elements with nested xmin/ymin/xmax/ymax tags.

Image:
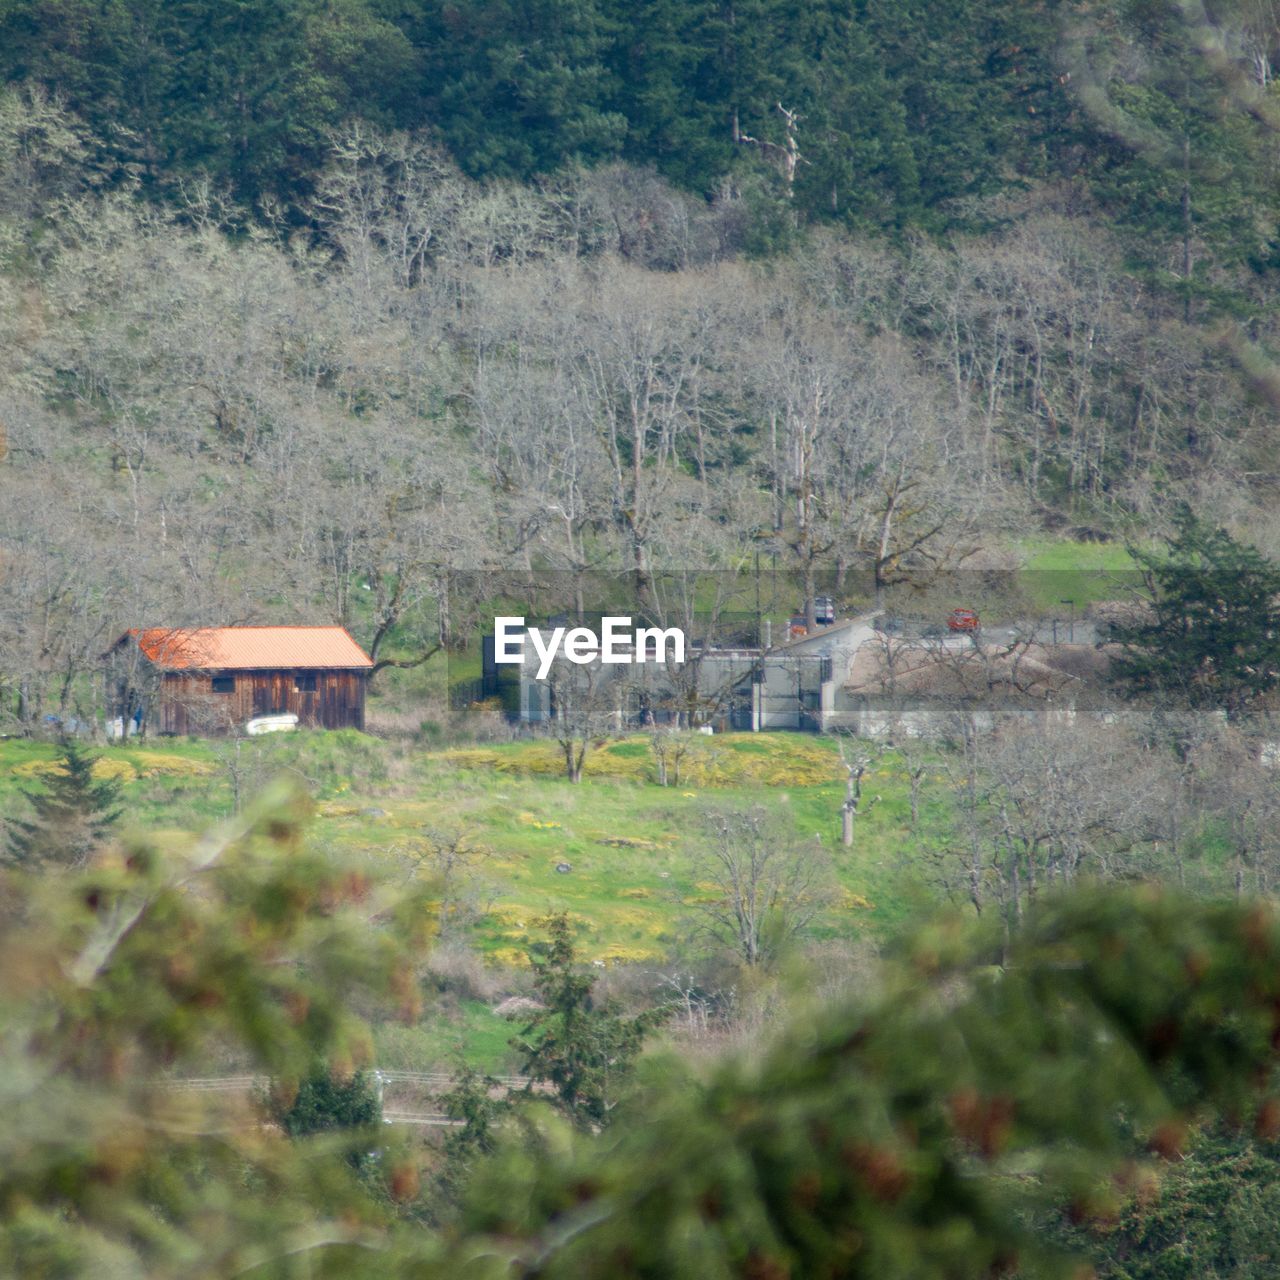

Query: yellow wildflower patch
<box><xmin>516</xmin><ymin>811</ymin><xmax>562</xmax><ymax>829</ymax></box>
<box><xmin>317</xmin><ymin>803</ymin><xmax>360</xmax><ymax>818</ymax></box>
<box><xmin>12</xmin><ymin>757</ymin><xmax>137</xmax><ymax>783</ymax></box>
<box><xmin>131</xmin><ymin>753</ymin><xmax>216</xmax><ymax>778</ymax></box>
<box><xmin>841</xmin><ymin>890</ymin><xmax>876</xmax><ymax>911</ymax></box>
<box><xmin>591</xmin><ymin>944</ymin><xmax>663</xmax><ymax>964</ymax></box>
<box><xmin>606</xmin><ymin>906</ymin><xmax>661</xmax><ymax>928</ymax></box>
<box><xmin>438</xmin><ymin>734</ymin><xmax>845</xmax><ymax>788</ymax></box>
<box><xmin>488</xmin><ymin>905</ymin><xmax>530</xmax><ymax>927</ymax></box>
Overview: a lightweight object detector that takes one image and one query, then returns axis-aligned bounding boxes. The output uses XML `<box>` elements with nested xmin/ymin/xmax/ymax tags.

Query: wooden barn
<box><xmin>105</xmin><ymin>627</ymin><xmax>373</xmax><ymax>736</ymax></box>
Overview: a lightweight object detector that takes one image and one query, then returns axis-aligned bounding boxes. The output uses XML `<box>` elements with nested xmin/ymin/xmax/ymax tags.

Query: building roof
<box><xmin>131</xmin><ymin>627</ymin><xmax>374</xmax><ymax>671</ymax></box>
<box><xmin>845</xmin><ymin>637</ymin><xmax>1113</xmax><ymax>701</ymax></box>
<box><xmin>773</xmin><ymin>612</ymin><xmax>882</xmax><ymax>653</ymax></box>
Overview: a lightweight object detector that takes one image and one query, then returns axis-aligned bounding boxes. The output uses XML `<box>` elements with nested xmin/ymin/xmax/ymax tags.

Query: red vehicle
<box><xmin>947</xmin><ymin>608</ymin><xmax>980</xmax><ymax>633</ymax></box>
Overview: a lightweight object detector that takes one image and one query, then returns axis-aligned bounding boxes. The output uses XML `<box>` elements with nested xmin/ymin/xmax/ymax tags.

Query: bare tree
<box><xmin>834</xmin><ymin>735</ymin><xmax>882</xmax><ymax>848</ymax></box>
<box><xmin>650</xmin><ymin>726</ymin><xmax>696</xmax><ymax>787</ymax></box>
<box><xmin>891</xmin><ymin>736</ymin><xmax>933</xmax><ymax>834</ymax></box>
<box><xmin>685</xmin><ymin>807</ymin><xmax>835</xmax><ymax>967</ymax></box>
<box><xmin>543</xmin><ymin>659</ymin><xmax>621</xmax><ymax>784</ymax></box>
<box><xmin>1184</xmin><ymin>720</ymin><xmax>1280</xmax><ymax>899</ymax></box>
<box><xmin>933</xmin><ymin>713</ymin><xmax>1168</xmax><ymax>955</ymax></box>
<box><xmin>388</xmin><ymin>825</ymin><xmax>499</xmax><ymax>939</ymax></box>
<box><xmin>739</xmin><ymin>104</ymin><xmax>805</xmax><ymax>199</ymax></box>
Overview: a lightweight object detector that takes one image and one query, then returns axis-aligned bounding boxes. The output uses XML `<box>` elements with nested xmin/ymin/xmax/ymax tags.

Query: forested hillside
<box><xmin>0</xmin><ymin>0</ymin><xmax>1069</xmax><ymax>217</ymax></box>
<box><xmin>4</xmin><ymin>0</ymin><xmax>1280</xmax><ymax>730</ymax></box>
<box><xmin>4</xmin><ymin>0</ymin><xmax>1279</xmax><ymax>248</ymax></box>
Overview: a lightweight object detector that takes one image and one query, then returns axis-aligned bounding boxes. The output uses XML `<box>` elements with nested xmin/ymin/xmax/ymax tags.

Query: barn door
<box><xmin>252</xmin><ymin>677</ymin><xmax>272</xmax><ymax>717</ymax></box>
<box><xmin>251</xmin><ymin>674</ymin><xmax>289</xmax><ymax>717</ymax></box>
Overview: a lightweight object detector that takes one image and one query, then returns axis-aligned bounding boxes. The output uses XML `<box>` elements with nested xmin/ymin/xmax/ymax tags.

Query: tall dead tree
<box><xmin>739</xmin><ymin>104</ymin><xmax>804</xmax><ymax>199</ymax></box>
<box><xmin>836</xmin><ymin>736</ymin><xmax>881</xmax><ymax>847</ymax></box>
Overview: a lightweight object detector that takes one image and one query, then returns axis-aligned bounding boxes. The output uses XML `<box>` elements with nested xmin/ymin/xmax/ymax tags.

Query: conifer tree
<box><xmin>271</xmin><ymin>1066</ymin><xmax>384</xmax><ymax>1174</ymax></box>
<box><xmin>4</xmin><ymin>739</ymin><xmax>123</xmax><ymax>870</ymax></box>
<box><xmin>1076</xmin><ymin>0</ymin><xmax>1280</xmax><ymax>298</ymax></box>
<box><xmin>604</xmin><ymin>0</ymin><xmax>730</xmax><ymax>188</ymax></box>
<box><xmin>274</xmin><ymin>1068</ymin><xmax>383</xmax><ymax>1140</ymax></box>
<box><xmin>796</xmin><ymin>4</ymin><xmax>919</xmax><ymax>227</ymax></box>
<box><xmin>510</xmin><ymin>912</ymin><xmax>661</xmax><ymax>1126</ymax></box>
<box><xmin>1111</xmin><ymin>506</ymin><xmax>1280</xmax><ymax>722</ymax></box>
<box><xmin>415</xmin><ymin>0</ymin><xmax>626</xmax><ymax>179</ymax></box>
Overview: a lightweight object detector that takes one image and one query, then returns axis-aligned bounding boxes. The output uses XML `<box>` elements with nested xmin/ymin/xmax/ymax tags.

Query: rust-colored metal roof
<box><xmin>134</xmin><ymin>627</ymin><xmax>373</xmax><ymax>671</ymax></box>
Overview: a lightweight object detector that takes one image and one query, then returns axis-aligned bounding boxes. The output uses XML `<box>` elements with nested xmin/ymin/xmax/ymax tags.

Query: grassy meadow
<box><xmin>0</xmin><ymin>729</ymin><xmax>953</xmax><ymax>1068</ymax></box>
<box><xmin>1015</xmin><ymin>537</ymin><xmax>1139</xmax><ymax>611</ymax></box>
<box><xmin>1</xmin><ymin>715</ymin><xmax>1244</xmax><ymax>1072</ymax></box>
<box><xmin>0</xmin><ymin>731</ymin><xmax>945</xmax><ymax>950</ymax></box>
<box><xmin>0</xmin><ymin>539</ymin><xmax>1180</xmax><ymax>1075</ymax></box>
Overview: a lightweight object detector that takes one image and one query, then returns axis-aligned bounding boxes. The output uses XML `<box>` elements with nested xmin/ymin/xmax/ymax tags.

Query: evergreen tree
<box><xmin>273</xmin><ymin>1067</ymin><xmax>383</xmax><ymax>1139</ymax></box>
<box><xmin>794</xmin><ymin>4</ymin><xmax>919</xmax><ymax>228</ymax></box>
<box><xmin>271</xmin><ymin>1065</ymin><xmax>384</xmax><ymax>1174</ymax></box>
<box><xmin>0</xmin><ymin>0</ymin><xmax>417</xmax><ymax>206</ymax></box>
<box><xmin>414</xmin><ymin>0</ymin><xmax>626</xmax><ymax>179</ymax></box>
<box><xmin>160</xmin><ymin>0</ymin><xmax>415</xmax><ymax>204</ymax></box>
<box><xmin>710</xmin><ymin>0</ymin><xmax>814</xmax><ymax>162</ymax></box>
<box><xmin>862</xmin><ymin>0</ymin><xmax>1005</xmax><ymax>216</ymax></box>
<box><xmin>604</xmin><ymin>0</ymin><xmax>731</xmax><ymax>189</ymax></box>
<box><xmin>510</xmin><ymin>913</ymin><xmax>661</xmax><ymax>1127</ymax></box>
<box><xmin>0</xmin><ymin>0</ymin><xmax>179</xmax><ymax>184</ymax></box>
<box><xmin>1078</xmin><ymin>0</ymin><xmax>1280</xmax><ymax>296</ymax></box>
<box><xmin>4</xmin><ymin>740</ymin><xmax>123</xmax><ymax>870</ymax></box>
<box><xmin>1111</xmin><ymin>506</ymin><xmax>1280</xmax><ymax>721</ymax></box>
<box><xmin>432</xmin><ymin>1064</ymin><xmax>511</xmax><ymax>1222</ymax></box>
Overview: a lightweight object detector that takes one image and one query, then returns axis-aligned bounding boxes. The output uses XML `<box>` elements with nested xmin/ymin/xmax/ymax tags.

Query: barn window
<box><xmin>294</xmin><ymin>673</ymin><xmax>317</xmax><ymax>692</ymax></box>
<box><xmin>211</xmin><ymin>675</ymin><xmax>235</xmax><ymax>693</ymax></box>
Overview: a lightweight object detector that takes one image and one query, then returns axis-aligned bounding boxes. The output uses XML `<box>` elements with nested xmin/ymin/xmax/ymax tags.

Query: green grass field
<box><xmin>1</xmin><ymin>730</ymin><xmax>943</xmax><ymax>957</ymax></box>
<box><xmin>3</xmin><ymin>722</ymin><xmax>1243</xmax><ymax>1070</ymax></box>
<box><xmin>373</xmin><ymin>999</ymin><xmax>521</xmax><ymax>1074</ymax></box>
<box><xmin>1</xmin><ymin>729</ymin><xmax>951</xmax><ymax>1068</ymax></box>
<box><xmin>1015</xmin><ymin>536</ymin><xmax>1139</xmax><ymax>611</ymax></box>
<box><xmin>0</xmin><ymin>732</ymin><xmax>962</xmax><ymax>1070</ymax></box>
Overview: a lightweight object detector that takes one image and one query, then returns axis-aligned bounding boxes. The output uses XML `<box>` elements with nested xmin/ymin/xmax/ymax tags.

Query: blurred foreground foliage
<box><xmin>0</xmin><ymin>781</ymin><xmax>440</xmax><ymax>1278</ymax></box>
<box><xmin>1050</xmin><ymin>1121</ymin><xmax>1280</xmax><ymax>1279</ymax></box>
<box><xmin>451</xmin><ymin>889</ymin><xmax>1280</xmax><ymax>1280</ymax></box>
<box><xmin>7</xmin><ymin>788</ymin><xmax>1280</xmax><ymax>1276</ymax></box>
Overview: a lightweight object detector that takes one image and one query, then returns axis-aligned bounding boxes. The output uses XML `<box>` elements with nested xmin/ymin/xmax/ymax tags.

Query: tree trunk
<box><xmin>1181</xmin><ymin>131</ymin><xmax>1193</xmax><ymax>326</ymax></box>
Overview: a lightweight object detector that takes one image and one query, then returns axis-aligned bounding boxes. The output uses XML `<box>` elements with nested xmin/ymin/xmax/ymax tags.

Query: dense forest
<box><xmin>5</xmin><ymin>0</ymin><xmax>1279</xmax><ymax>247</ymax></box>
<box><xmin>2</xmin><ymin>0</ymin><xmax>1078</xmax><ymax>218</ymax></box>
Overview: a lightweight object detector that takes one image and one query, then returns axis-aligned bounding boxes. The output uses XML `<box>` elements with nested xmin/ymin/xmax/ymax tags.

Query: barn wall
<box><xmin>154</xmin><ymin>669</ymin><xmax>366</xmax><ymax>735</ymax></box>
